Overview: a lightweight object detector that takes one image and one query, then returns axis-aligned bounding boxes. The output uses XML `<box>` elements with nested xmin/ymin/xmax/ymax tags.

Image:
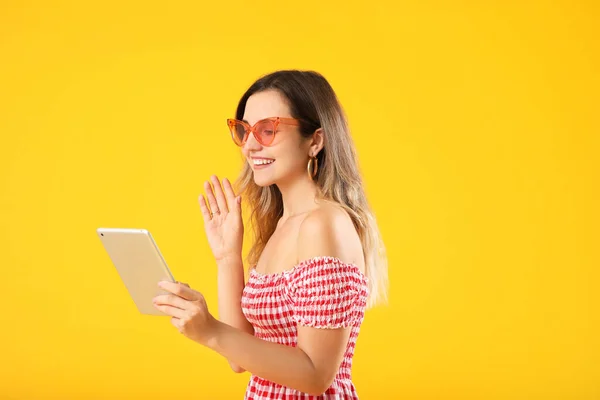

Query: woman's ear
<box><xmin>309</xmin><ymin>128</ymin><xmax>325</xmax><ymax>157</ymax></box>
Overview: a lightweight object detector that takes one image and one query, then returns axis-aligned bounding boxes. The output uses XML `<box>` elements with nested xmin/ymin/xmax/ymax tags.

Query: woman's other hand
<box><xmin>198</xmin><ymin>175</ymin><xmax>244</xmax><ymax>263</ymax></box>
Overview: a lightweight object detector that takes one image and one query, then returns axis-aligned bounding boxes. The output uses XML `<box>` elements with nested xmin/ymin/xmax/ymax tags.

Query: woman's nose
<box><xmin>242</xmin><ymin>131</ymin><xmax>262</xmax><ymax>153</ymax></box>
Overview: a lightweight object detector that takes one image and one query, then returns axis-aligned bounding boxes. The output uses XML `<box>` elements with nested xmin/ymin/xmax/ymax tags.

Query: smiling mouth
<box><xmin>252</xmin><ymin>159</ymin><xmax>275</xmax><ymax>166</ymax></box>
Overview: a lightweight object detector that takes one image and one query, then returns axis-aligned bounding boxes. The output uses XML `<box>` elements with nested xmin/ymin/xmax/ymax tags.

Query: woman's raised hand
<box><xmin>198</xmin><ymin>175</ymin><xmax>243</xmax><ymax>263</ymax></box>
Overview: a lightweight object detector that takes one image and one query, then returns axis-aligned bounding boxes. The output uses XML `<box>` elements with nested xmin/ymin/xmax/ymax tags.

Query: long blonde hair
<box><xmin>233</xmin><ymin>70</ymin><xmax>388</xmax><ymax>307</ymax></box>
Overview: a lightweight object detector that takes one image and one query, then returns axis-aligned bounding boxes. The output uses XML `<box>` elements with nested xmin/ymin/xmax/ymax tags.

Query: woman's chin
<box><xmin>253</xmin><ymin>174</ymin><xmax>276</xmax><ymax>187</ymax></box>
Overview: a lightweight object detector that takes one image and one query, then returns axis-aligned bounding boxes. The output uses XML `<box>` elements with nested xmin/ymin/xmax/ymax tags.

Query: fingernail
<box><xmin>158</xmin><ymin>281</ymin><xmax>165</xmax><ymax>288</ymax></box>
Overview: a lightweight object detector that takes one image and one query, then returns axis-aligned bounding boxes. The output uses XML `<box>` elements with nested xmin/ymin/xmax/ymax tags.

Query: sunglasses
<box><xmin>226</xmin><ymin>117</ymin><xmax>301</xmax><ymax>147</ymax></box>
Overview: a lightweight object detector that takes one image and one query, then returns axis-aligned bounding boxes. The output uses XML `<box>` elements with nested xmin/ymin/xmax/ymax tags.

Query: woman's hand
<box><xmin>199</xmin><ymin>175</ymin><xmax>243</xmax><ymax>263</ymax></box>
<box><xmin>153</xmin><ymin>281</ymin><xmax>221</xmax><ymax>346</ymax></box>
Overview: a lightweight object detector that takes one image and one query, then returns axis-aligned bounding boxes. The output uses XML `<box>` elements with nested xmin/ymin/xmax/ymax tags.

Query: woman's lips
<box><xmin>253</xmin><ymin>159</ymin><xmax>275</xmax><ymax>169</ymax></box>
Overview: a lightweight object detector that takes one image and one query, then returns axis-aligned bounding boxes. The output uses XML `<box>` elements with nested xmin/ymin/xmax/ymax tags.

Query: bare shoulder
<box><xmin>297</xmin><ymin>201</ymin><xmax>364</xmax><ymax>271</ymax></box>
<box><xmin>299</xmin><ymin>201</ymin><xmax>353</xmax><ymax>235</ymax></box>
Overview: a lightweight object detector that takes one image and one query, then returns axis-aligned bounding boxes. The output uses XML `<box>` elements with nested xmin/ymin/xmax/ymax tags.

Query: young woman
<box><xmin>153</xmin><ymin>70</ymin><xmax>388</xmax><ymax>399</ymax></box>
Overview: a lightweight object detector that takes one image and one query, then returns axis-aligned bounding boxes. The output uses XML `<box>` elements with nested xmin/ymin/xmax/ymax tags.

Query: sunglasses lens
<box><xmin>229</xmin><ymin>121</ymin><xmax>246</xmax><ymax>146</ymax></box>
<box><xmin>255</xmin><ymin>119</ymin><xmax>275</xmax><ymax>145</ymax></box>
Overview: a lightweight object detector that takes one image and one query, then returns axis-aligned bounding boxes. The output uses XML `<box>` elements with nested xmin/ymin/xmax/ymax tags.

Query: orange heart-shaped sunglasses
<box><xmin>226</xmin><ymin>117</ymin><xmax>302</xmax><ymax>147</ymax></box>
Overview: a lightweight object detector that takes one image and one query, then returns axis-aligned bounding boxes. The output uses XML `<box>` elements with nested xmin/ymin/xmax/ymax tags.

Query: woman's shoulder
<box><xmin>300</xmin><ymin>200</ymin><xmax>352</xmax><ymax>233</ymax></box>
<box><xmin>298</xmin><ymin>201</ymin><xmax>356</xmax><ymax>249</ymax></box>
<box><xmin>296</xmin><ymin>200</ymin><xmax>365</xmax><ymax>274</ymax></box>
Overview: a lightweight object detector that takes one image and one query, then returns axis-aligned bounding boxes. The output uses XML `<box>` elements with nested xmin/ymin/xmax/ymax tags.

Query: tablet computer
<box><xmin>97</xmin><ymin>228</ymin><xmax>175</xmax><ymax>316</ymax></box>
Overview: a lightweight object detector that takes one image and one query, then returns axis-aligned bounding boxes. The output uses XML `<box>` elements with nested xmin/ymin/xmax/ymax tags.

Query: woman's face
<box><xmin>241</xmin><ymin>90</ymin><xmax>311</xmax><ymax>187</ymax></box>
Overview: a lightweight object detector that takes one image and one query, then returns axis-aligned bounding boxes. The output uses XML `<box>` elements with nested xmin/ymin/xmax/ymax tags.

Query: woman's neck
<box><xmin>277</xmin><ymin>176</ymin><xmax>320</xmax><ymax>221</ymax></box>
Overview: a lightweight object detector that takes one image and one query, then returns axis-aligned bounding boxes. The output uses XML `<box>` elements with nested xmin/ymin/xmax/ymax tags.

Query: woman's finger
<box><xmin>153</xmin><ymin>303</ymin><xmax>186</xmax><ymax>318</ymax></box>
<box><xmin>158</xmin><ymin>281</ymin><xmax>198</xmax><ymax>301</ymax></box>
<box><xmin>198</xmin><ymin>195</ymin><xmax>211</xmax><ymax>222</ymax></box>
<box><xmin>211</xmin><ymin>175</ymin><xmax>229</xmax><ymax>214</ymax></box>
<box><xmin>222</xmin><ymin>177</ymin><xmax>237</xmax><ymax>207</ymax></box>
<box><xmin>170</xmin><ymin>316</ymin><xmax>181</xmax><ymax>329</ymax></box>
<box><xmin>153</xmin><ymin>293</ymin><xmax>189</xmax><ymax>309</ymax></box>
<box><xmin>204</xmin><ymin>180</ymin><xmax>220</xmax><ymax>216</ymax></box>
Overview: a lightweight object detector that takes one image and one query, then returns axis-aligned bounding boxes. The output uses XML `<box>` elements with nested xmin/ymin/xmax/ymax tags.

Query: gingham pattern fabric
<box><xmin>241</xmin><ymin>256</ymin><xmax>369</xmax><ymax>399</ymax></box>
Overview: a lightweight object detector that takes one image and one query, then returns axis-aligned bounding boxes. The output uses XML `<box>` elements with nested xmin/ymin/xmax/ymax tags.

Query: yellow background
<box><xmin>1</xmin><ymin>1</ymin><xmax>598</xmax><ymax>399</ymax></box>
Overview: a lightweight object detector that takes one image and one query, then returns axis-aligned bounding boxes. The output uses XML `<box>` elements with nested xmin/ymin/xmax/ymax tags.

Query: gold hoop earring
<box><xmin>307</xmin><ymin>156</ymin><xmax>318</xmax><ymax>179</ymax></box>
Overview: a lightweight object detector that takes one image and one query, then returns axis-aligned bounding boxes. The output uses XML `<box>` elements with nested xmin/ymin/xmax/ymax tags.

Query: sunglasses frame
<box><xmin>226</xmin><ymin>117</ymin><xmax>301</xmax><ymax>147</ymax></box>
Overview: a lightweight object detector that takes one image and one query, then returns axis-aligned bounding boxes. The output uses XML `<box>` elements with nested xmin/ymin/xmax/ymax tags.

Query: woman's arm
<box><xmin>216</xmin><ymin>256</ymin><xmax>254</xmax><ymax>373</ymax></box>
<box><xmin>155</xmin><ymin>277</ymin><xmax>351</xmax><ymax>395</ymax></box>
<box><xmin>206</xmin><ymin>319</ymin><xmax>352</xmax><ymax>395</ymax></box>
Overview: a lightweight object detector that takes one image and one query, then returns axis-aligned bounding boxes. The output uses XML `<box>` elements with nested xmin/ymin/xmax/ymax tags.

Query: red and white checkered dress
<box><xmin>241</xmin><ymin>256</ymin><xmax>369</xmax><ymax>399</ymax></box>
